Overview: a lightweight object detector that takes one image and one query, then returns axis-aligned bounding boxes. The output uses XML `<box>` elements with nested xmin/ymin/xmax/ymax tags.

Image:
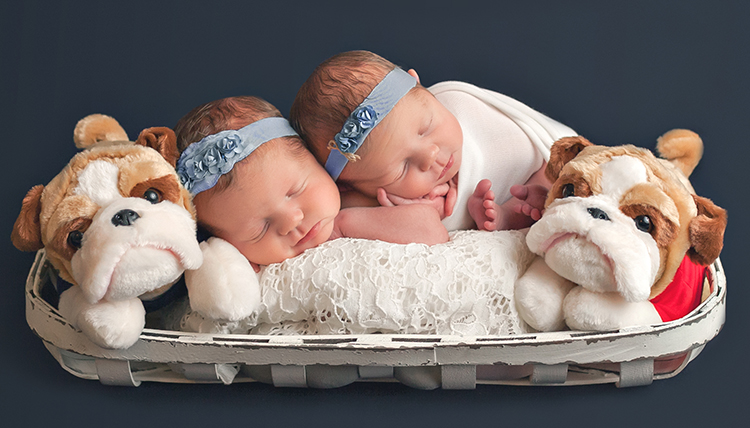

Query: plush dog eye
<box><xmin>143</xmin><ymin>188</ymin><xmax>161</xmax><ymax>204</ymax></box>
<box><xmin>67</xmin><ymin>230</ymin><xmax>83</xmax><ymax>249</ymax></box>
<box><xmin>634</xmin><ymin>215</ymin><xmax>652</xmax><ymax>233</ymax></box>
<box><xmin>561</xmin><ymin>183</ymin><xmax>575</xmax><ymax>198</ymax></box>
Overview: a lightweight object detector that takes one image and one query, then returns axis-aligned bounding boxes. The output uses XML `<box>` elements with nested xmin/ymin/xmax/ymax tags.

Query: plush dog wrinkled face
<box><xmin>528</xmin><ymin>151</ymin><xmax>685</xmax><ymax>301</ymax></box>
<box><xmin>526</xmin><ymin>137</ymin><xmax>724</xmax><ymax>303</ymax></box>
<box><xmin>36</xmin><ymin>143</ymin><xmax>203</xmax><ymax>304</ymax></box>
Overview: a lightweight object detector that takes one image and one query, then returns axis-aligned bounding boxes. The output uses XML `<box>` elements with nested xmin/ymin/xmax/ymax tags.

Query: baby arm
<box><xmin>334</xmin><ymin>204</ymin><xmax>449</xmax><ymax>245</ymax></box>
<box><xmin>340</xmin><ymin>187</ymin><xmax>380</xmax><ymax>209</ymax></box>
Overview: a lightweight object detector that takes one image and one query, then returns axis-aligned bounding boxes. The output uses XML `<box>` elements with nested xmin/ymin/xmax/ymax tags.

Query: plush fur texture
<box><xmin>184</xmin><ymin>237</ymin><xmax>261</xmax><ymax>321</ymax></box>
<box><xmin>12</xmin><ymin>114</ymin><xmax>259</xmax><ymax>349</ymax></box>
<box><xmin>13</xmin><ymin>121</ymin><xmax>195</xmax><ymax>287</ymax></box>
<box><xmin>73</xmin><ymin>113</ymin><xmax>129</xmax><ymax>149</ymax></box>
<box><xmin>70</xmin><ymin>197</ymin><xmax>202</xmax><ymax>304</ymax></box>
<box><xmin>516</xmin><ymin>129</ymin><xmax>727</xmax><ymax>332</ymax></box>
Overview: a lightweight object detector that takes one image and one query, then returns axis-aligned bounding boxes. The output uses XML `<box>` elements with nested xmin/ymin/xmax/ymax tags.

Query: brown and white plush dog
<box><xmin>515</xmin><ymin>129</ymin><xmax>726</xmax><ymax>331</ymax></box>
<box><xmin>12</xmin><ymin>114</ymin><xmax>259</xmax><ymax>348</ymax></box>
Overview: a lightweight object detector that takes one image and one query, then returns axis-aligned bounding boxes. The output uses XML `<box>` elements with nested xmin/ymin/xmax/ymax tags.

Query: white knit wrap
<box><xmin>180</xmin><ymin>229</ymin><xmax>535</xmax><ymax>336</ymax></box>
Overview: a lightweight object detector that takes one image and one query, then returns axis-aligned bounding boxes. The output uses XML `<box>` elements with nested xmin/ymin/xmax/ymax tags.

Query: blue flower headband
<box><xmin>176</xmin><ymin>117</ymin><xmax>298</xmax><ymax>194</ymax></box>
<box><xmin>325</xmin><ymin>67</ymin><xmax>417</xmax><ymax>181</ymax></box>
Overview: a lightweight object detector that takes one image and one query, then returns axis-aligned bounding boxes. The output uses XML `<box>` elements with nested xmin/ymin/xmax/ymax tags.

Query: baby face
<box><xmin>194</xmin><ymin>143</ymin><xmax>341</xmax><ymax>266</ymax></box>
<box><xmin>340</xmin><ymin>87</ymin><xmax>462</xmax><ymax>200</ymax></box>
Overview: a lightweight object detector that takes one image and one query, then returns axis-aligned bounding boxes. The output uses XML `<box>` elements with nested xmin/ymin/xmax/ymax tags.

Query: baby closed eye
<box><xmin>245</xmin><ymin>221</ymin><xmax>269</xmax><ymax>243</ymax></box>
<box><xmin>287</xmin><ymin>179</ymin><xmax>308</xmax><ymax>199</ymax></box>
<box><xmin>399</xmin><ymin>162</ymin><xmax>409</xmax><ymax>181</ymax></box>
<box><xmin>418</xmin><ymin>114</ymin><xmax>433</xmax><ymax>136</ymax></box>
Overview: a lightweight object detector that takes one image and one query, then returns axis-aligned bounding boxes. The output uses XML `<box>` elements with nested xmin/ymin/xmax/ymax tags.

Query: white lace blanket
<box><xmin>181</xmin><ymin>229</ymin><xmax>535</xmax><ymax>336</ymax></box>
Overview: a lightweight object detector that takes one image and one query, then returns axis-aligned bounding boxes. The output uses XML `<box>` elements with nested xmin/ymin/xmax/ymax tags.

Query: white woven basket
<box><xmin>25</xmin><ymin>250</ymin><xmax>726</xmax><ymax>389</ymax></box>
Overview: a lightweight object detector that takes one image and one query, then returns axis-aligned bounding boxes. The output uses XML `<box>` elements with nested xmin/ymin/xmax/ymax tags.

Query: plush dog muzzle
<box><xmin>71</xmin><ymin>197</ymin><xmax>203</xmax><ymax>304</ymax></box>
<box><xmin>526</xmin><ymin>194</ymin><xmax>661</xmax><ymax>302</ymax></box>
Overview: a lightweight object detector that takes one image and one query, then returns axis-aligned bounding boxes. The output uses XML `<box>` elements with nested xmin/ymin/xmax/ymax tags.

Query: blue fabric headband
<box><xmin>176</xmin><ymin>117</ymin><xmax>298</xmax><ymax>195</ymax></box>
<box><xmin>324</xmin><ymin>67</ymin><xmax>417</xmax><ymax>181</ymax></box>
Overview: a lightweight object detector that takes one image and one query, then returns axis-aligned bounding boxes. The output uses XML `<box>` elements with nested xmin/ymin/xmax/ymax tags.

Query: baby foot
<box><xmin>468</xmin><ymin>179</ymin><xmax>500</xmax><ymax>230</ymax></box>
<box><xmin>510</xmin><ymin>184</ymin><xmax>548</xmax><ymax>221</ymax></box>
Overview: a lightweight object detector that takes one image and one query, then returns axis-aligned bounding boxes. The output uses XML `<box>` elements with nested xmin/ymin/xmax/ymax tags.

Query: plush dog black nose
<box><xmin>111</xmin><ymin>209</ymin><xmax>140</xmax><ymax>226</ymax></box>
<box><xmin>587</xmin><ymin>207</ymin><xmax>610</xmax><ymax>221</ymax></box>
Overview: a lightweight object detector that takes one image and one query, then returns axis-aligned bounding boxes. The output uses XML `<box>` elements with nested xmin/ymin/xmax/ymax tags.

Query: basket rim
<box><xmin>25</xmin><ymin>249</ymin><xmax>726</xmax><ymax>367</ymax></box>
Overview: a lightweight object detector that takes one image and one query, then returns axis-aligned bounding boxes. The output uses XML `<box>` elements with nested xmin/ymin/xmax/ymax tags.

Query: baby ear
<box><xmin>136</xmin><ymin>127</ymin><xmax>180</xmax><ymax>168</ymax></box>
<box><xmin>406</xmin><ymin>68</ymin><xmax>421</xmax><ymax>84</ymax></box>
<box><xmin>11</xmin><ymin>185</ymin><xmax>45</xmax><ymax>252</ymax></box>
<box><xmin>687</xmin><ymin>195</ymin><xmax>727</xmax><ymax>266</ymax></box>
<box><xmin>546</xmin><ymin>136</ymin><xmax>593</xmax><ymax>182</ymax></box>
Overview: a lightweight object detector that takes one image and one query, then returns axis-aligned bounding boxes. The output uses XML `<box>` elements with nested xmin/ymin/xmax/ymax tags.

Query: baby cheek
<box><xmin>409</xmin><ymin>176</ymin><xmax>439</xmax><ymax>199</ymax></box>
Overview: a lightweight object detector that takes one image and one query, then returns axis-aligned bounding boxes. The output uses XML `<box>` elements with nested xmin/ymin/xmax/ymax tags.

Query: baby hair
<box><xmin>290</xmin><ymin>50</ymin><xmax>399</xmax><ymax>165</ymax></box>
<box><xmin>175</xmin><ymin>96</ymin><xmax>306</xmax><ymax>193</ymax></box>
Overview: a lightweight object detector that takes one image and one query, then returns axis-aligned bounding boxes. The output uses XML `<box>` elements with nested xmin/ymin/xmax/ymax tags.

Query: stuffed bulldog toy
<box><xmin>515</xmin><ymin>129</ymin><xmax>726</xmax><ymax>332</ymax></box>
<box><xmin>12</xmin><ymin>114</ymin><xmax>259</xmax><ymax>349</ymax></box>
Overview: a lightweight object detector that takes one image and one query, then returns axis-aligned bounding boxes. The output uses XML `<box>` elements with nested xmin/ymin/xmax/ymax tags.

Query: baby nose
<box><xmin>281</xmin><ymin>208</ymin><xmax>304</xmax><ymax>235</ymax></box>
<box><xmin>419</xmin><ymin>144</ymin><xmax>440</xmax><ymax>171</ymax></box>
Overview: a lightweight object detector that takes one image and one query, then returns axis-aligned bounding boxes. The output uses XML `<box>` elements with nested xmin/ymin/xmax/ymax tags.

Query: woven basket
<box><xmin>25</xmin><ymin>250</ymin><xmax>726</xmax><ymax>389</ymax></box>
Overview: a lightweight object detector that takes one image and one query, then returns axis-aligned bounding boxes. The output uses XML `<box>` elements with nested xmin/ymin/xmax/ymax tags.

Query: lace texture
<box><xmin>181</xmin><ymin>230</ymin><xmax>535</xmax><ymax>336</ymax></box>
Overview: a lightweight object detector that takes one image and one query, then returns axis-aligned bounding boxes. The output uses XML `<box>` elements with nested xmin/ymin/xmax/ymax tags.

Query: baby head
<box><xmin>290</xmin><ymin>50</ymin><xmax>463</xmax><ymax>201</ymax></box>
<box><xmin>175</xmin><ymin>96</ymin><xmax>340</xmax><ymax>266</ymax></box>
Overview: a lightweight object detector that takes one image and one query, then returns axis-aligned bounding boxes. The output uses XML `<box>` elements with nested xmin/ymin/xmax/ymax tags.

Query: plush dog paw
<box><xmin>79</xmin><ymin>299</ymin><xmax>146</xmax><ymax>348</ymax></box>
<box><xmin>185</xmin><ymin>237</ymin><xmax>261</xmax><ymax>321</ymax></box>
<box><xmin>59</xmin><ymin>287</ymin><xmax>146</xmax><ymax>348</ymax></box>
<box><xmin>515</xmin><ymin>257</ymin><xmax>575</xmax><ymax>331</ymax></box>
<box><xmin>563</xmin><ymin>287</ymin><xmax>661</xmax><ymax>331</ymax></box>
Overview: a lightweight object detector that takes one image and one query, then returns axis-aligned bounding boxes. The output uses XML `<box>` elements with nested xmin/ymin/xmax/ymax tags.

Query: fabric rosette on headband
<box><xmin>325</xmin><ymin>67</ymin><xmax>417</xmax><ymax>181</ymax></box>
<box><xmin>177</xmin><ymin>117</ymin><xmax>298</xmax><ymax>195</ymax></box>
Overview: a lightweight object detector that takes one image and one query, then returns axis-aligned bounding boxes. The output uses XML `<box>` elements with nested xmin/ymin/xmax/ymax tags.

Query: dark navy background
<box><xmin>2</xmin><ymin>1</ymin><xmax>748</xmax><ymax>427</ymax></box>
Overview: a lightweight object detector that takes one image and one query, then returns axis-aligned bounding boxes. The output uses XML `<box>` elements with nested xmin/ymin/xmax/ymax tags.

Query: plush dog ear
<box><xmin>656</xmin><ymin>129</ymin><xmax>703</xmax><ymax>178</ymax></box>
<box><xmin>11</xmin><ymin>185</ymin><xmax>45</xmax><ymax>252</ymax></box>
<box><xmin>73</xmin><ymin>114</ymin><xmax>129</xmax><ymax>149</ymax></box>
<box><xmin>136</xmin><ymin>127</ymin><xmax>180</xmax><ymax>168</ymax></box>
<box><xmin>545</xmin><ymin>136</ymin><xmax>593</xmax><ymax>182</ymax></box>
<box><xmin>687</xmin><ymin>195</ymin><xmax>727</xmax><ymax>266</ymax></box>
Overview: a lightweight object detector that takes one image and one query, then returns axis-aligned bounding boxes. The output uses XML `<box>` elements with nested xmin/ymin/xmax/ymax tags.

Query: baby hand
<box><xmin>377</xmin><ymin>188</ymin><xmax>446</xmax><ymax>217</ymax></box>
<box><xmin>510</xmin><ymin>184</ymin><xmax>548</xmax><ymax>221</ymax></box>
<box><xmin>468</xmin><ymin>179</ymin><xmax>501</xmax><ymax>231</ymax></box>
<box><xmin>377</xmin><ymin>180</ymin><xmax>456</xmax><ymax>219</ymax></box>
